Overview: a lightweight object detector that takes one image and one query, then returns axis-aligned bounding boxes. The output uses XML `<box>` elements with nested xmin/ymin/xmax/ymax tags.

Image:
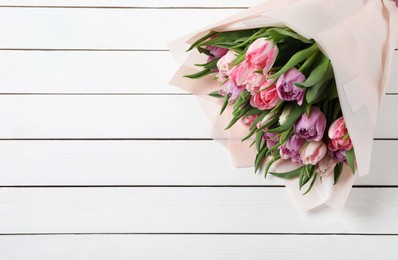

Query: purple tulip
<box><xmin>219</xmin><ymin>79</ymin><xmax>244</xmax><ymax>103</ymax></box>
<box><xmin>328</xmin><ymin>149</ymin><xmax>347</xmax><ymax>163</ymax></box>
<box><xmin>276</xmin><ymin>68</ymin><xmax>306</xmax><ymax>105</ymax></box>
<box><xmin>263</xmin><ymin>131</ymin><xmax>280</xmax><ymax>149</ymax></box>
<box><xmin>279</xmin><ymin>135</ymin><xmax>306</xmax><ymax>165</ymax></box>
<box><xmin>294</xmin><ymin>107</ymin><xmax>326</xmax><ymax>142</ymax></box>
<box><xmin>207</xmin><ymin>45</ymin><xmax>228</xmax><ymax>58</ymax></box>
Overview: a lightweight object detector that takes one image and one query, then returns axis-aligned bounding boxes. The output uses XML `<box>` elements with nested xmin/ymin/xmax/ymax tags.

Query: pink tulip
<box><xmin>229</xmin><ymin>61</ymin><xmax>250</xmax><ymax>87</ymax></box>
<box><xmin>241</xmin><ymin>114</ymin><xmax>258</xmax><ymax>127</ymax></box>
<box><xmin>328</xmin><ymin>117</ymin><xmax>353</xmax><ymax>151</ymax></box>
<box><xmin>316</xmin><ymin>155</ymin><xmax>337</xmax><ymax>177</ymax></box>
<box><xmin>244</xmin><ymin>72</ymin><xmax>266</xmax><ymax>94</ymax></box>
<box><xmin>301</xmin><ymin>141</ymin><xmax>327</xmax><ymax>165</ymax></box>
<box><xmin>217</xmin><ymin>50</ymin><xmax>237</xmax><ymax>72</ymax></box>
<box><xmin>246</xmin><ymin>38</ymin><xmax>278</xmax><ymax>73</ymax></box>
<box><xmin>250</xmin><ymin>82</ymin><xmax>281</xmax><ymax>110</ymax></box>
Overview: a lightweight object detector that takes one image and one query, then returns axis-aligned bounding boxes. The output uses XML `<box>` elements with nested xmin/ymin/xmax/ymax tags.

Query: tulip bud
<box><xmin>257</xmin><ymin>110</ymin><xmax>278</xmax><ymax>129</ymax></box>
<box><xmin>217</xmin><ymin>50</ymin><xmax>237</xmax><ymax>73</ymax></box>
<box><xmin>246</xmin><ymin>38</ymin><xmax>279</xmax><ymax>73</ymax></box>
<box><xmin>279</xmin><ymin>105</ymin><xmax>292</xmax><ymax>125</ymax></box>
<box><xmin>328</xmin><ymin>117</ymin><xmax>353</xmax><ymax>151</ymax></box>
<box><xmin>301</xmin><ymin>141</ymin><xmax>327</xmax><ymax>165</ymax></box>
<box><xmin>316</xmin><ymin>154</ymin><xmax>337</xmax><ymax>177</ymax></box>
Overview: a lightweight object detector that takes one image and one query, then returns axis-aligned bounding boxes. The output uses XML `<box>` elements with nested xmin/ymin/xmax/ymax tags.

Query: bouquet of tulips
<box><xmin>185</xmin><ymin>28</ymin><xmax>356</xmax><ymax>194</ymax></box>
<box><xmin>169</xmin><ymin>0</ymin><xmax>397</xmax><ymax>210</ymax></box>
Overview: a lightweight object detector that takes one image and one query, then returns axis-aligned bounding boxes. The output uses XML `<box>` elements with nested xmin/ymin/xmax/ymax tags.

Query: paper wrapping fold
<box><xmin>169</xmin><ymin>0</ymin><xmax>398</xmax><ymax>210</ymax></box>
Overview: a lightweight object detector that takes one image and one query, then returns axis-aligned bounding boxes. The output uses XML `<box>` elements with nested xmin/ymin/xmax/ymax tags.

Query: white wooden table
<box><xmin>0</xmin><ymin>1</ymin><xmax>397</xmax><ymax>259</ymax></box>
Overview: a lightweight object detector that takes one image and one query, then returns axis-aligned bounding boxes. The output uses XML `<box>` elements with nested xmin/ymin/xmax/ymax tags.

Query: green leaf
<box><xmin>250</xmin><ymin>111</ymin><xmax>269</xmax><ymax>130</ymax></box>
<box><xmin>268</xmin><ymin>44</ymin><xmax>319</xmax><ymax>79</ymax></box>
<box><xmin>229</xmin><ymin>28</ymin><xmax>269</xmax><ymax>50</ymax></box>
<box><xmin>225</xmin><ymin>105</ymin><xmax>252</xmax><ymax>130</ymax></box>
<box><xmin>303</xmin><ymin>170</ymin><xmax>317</xmax><ymax>195</ymax></box>
<box><xmin>298</xmin><ymin>50</ymin><xmax>319</xmax><ymax>75</ymax></box>
<box><xmin>278</xmin><ymin>128</ymin><xmax>293</xmax><ymax>146</ymax></box>
<box><xmin>305</xmin><ymin>63</ymin><xmax>335</xmax><ymax>104</ymax></box>
<box><xmin>255</xmin><ymin>144</ymin><xmax>268</xmax><ymax>173</ymax></box>
<box><xmin>197</xmin><ymin>46</ymin><xmax>212</xmax><ymax>56</ymax></box>
<box><xmin>326</xmin><ymin>81</ymin><xmax>339</xmax><ymax>101</ymax></box>
<box><xmin>267</xmin><ymin>104</ymin><xmax>304</xmax><ymax>133</ymax></box>
<box><xmin>333</xmin><ymin>162</ymin><xmax>343</xmax><ymax>185</ymax></box>
<box><xmin>231</xmin><ymin>51</ymin><xmax>246</xmax><ymax>67</ymax></box>
<box><xmin>331</xmin><ymin>93</ymin><xmax>341</xmax><ymax>121</ymax></box>
<box><xmin>346</xmin><ymin>149</ymin><xmax>356</xmax><ymax>174</ymax></box>
<box><xmin>299</xmin><ymin>166</ymin><xmax>313</xmax><ymax>190</ymax></box>
<box><xmin>264</xmin><ymin>156</ymin><xmax>280</xmax><ymax>179</ymax></box>
<box><xmin>184</xmin><ymin>68</ymin><xmax>212</xmax><ymax>79</ymax></box>
<box><xmin>200</xmin><ymin>29</ymin><xmax>259</xmax><ymax>49</ymax></box>
<box><xmin>304</xmin><ymin>102</ymin><xmax>311</xmax><ymax>117</ymax></box>
<box><xmin>258</xmin><ymin>113</ymin><xmax>280</xmax><ymax>132</ymax></box>
<box><xmin>306</xmin><ymin>79</ymin><xmax>332</xmax><ymax>104</ymax></box>
<box><xmin>298</xmin><ymin>167</ymin><xmax>306</xmax><ymax>190</ymax></box>
<box><xmin>255</xmin><ymin>130</ymin><xmax>264</xmax><ymax>152</ymax></box>
<box><xmin>269</xmin><ymin>166</ymin><xmax>303</xmax><ymax>179</ymax></box>
<box><xmin>295</xmin><ymin>54</ymin><xmax>330</xmax><ymax>88</ymax></box>
<box><xmin>208</xmin><ymin>91</ymin><xmax>224</xmax><ymax>98</ymax></box>
<box><xmin>187</xmin><ymin>30</ymin><xmax>218</xmax><ymax>51</ymax></box>
<box><xmin>220</xmin><ymin>94</ymin><xmax>230</xmax><ymax>115</ymax></box>
<box><xmin>233</xmin><ymin>91</ymin><xmax>250</xmax><ymax>111</ymax></box>
<box><xmin>242</xmin><ymin>127</ymin><xmax>258</xmax><ymax>142</ymax></box>
<box><xmin>246</xmin><ymin>107</ymin><xmax>262</xmax><ymax>116</ymax></box>
<box><xmin>195</xmin><ymin>58</ymin><xmax>219</xmax><ymax>70</ymax></box>
<box><xmin>267</xmin><ymin>27</ymin><xmax>313</xmax><ymax>44</ymax></box>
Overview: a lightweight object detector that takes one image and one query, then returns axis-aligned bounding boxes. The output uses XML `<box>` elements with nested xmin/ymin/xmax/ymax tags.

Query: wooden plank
<box><xmin>0</xmin><ymin>0</ymin><xmax>260</xmax><ymax>7</ymax></box>
<box><xmin>0</xmin><ymin>9</ymin><xmax>236</xmax><ymax>50</ymax></box>
<box><xmin>0</xmin><ymin>51</ymin><xmax>182</xmax><ymax>94</ymax></box>
<box><xmin>0</xmin><ymin>187</ymin><xmax>397</xmax><ymax>233</ymax></box>
<box><xmin>0</xmin><ymin>8</ymin><xmax>396</xmax><ymax>50</ymax></box>
<box><xmin>0</xmin><ymin>51</ymin><xmax>397</xmax><ymax>94</ymax></box>
<box><xmin>0</xmin><ymin>140</ymin><xmax>395</xmax><ymax>186</ymax></box>
<box><xmin>0</xmin><ymin>235</ymin><xmax>396</xmax><ymax>259</ymax></box>
<box><xmin>0</xmin><ymin>95</ymin><xmax>396</xmax><ymax>138</ymax></box>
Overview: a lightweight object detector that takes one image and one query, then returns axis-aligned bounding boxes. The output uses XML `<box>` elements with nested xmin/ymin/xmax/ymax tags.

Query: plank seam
<box><xmin>0</xmin><ymin>232</ymin><xmax>397</xmax><ymax>236</ymax></box>
<box><xmin>0</xmin><ymin>138</ymin><xmax>392</xmax><ymax>141</ymax></box>
<box><xmin>0</xmin><ymin>185</ymin><xmax>395</xmax><ymax>188</ymax></box>
<box><xmin>0</xmin><ymin>49</ymin><xmax>396</xmax><ymax>51</ymax></box>
<box><xmin>0</xmin><ymin>49</ymin><xmax>169</xmax><ymax>52</ymax></box>
<box><xmin>0</xmin><ymin>93</ymin><xmax>193</xmax><ymax>96</ymax></box>
<box><xmin>0</xmin><ymin>92</ymin><xmax>398</xmax><ymax>96</ymax></box>
<box><xmin>0</xmin><ymin>6</ymin><xmax>248</xmax><ymax>9</ymax></box>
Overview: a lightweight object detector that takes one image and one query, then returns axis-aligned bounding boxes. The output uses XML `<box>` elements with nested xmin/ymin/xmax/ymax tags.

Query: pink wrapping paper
<box><xmin>169</xmin><ymin>0</ymin><xmax>398</xmax><ymax>210</ymax></box>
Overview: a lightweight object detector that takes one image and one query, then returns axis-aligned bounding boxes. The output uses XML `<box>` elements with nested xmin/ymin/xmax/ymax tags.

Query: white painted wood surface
<box><xmin>0</xmin><ymin>8</ymin><xmax>396</xmax><ymax>50</ymax></box>
<box><xmin>1</xmin><ymin>188</ymin><xmax>398</xmax><ymax>234</ymax></box>
<box><xmin>0</xmin><ymin>0</ymin><xmax>262</xmax><ymax>7</ymax></box>
<box><xmin>1</xmin><ymin>235</ymin><xmax>395</xmax><ymax>259</ymax></box>
<box><xmin>0</xmin><ymin>1</ymin><xmax>397</xmax><ymax>259</ymax></box>
<box><xmin>0</xmin><ymin>140</ymin><xmax>396</xmax><ymax>186</ymax></box>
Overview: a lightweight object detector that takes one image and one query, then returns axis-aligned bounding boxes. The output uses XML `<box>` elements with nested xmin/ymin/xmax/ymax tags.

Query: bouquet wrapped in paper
<box><xmin>169</xmin><ymin>0</ymin><xmax>398</xmax><ymax>210</ymax></box>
